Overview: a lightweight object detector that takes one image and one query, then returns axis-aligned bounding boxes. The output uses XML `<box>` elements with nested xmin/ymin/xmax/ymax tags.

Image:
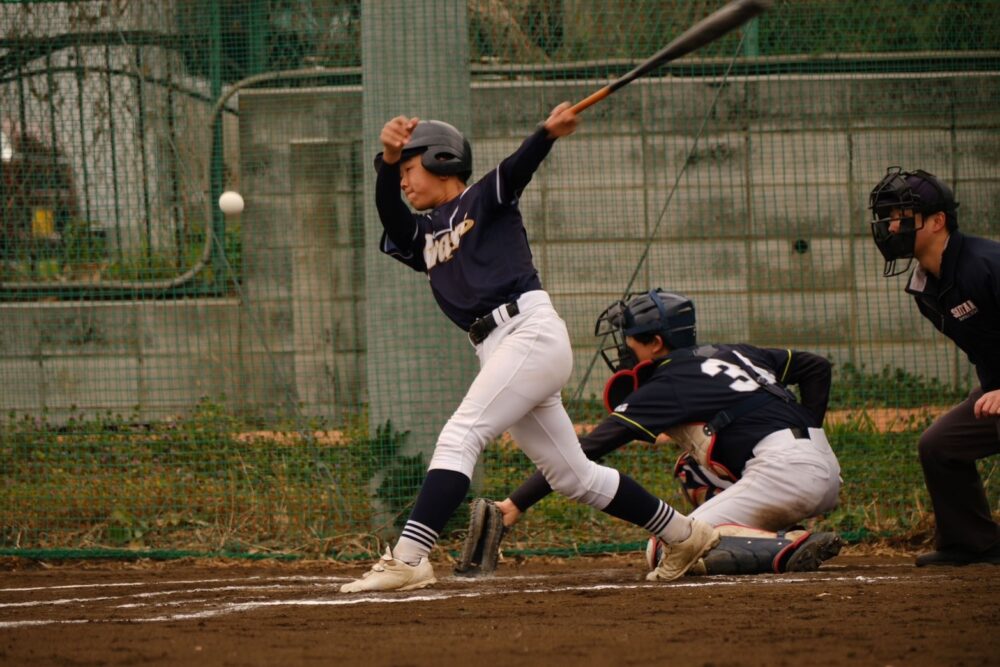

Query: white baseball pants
<box><xmin>430</xmin><ymin>290</ymin><xmax>621</xmax><ymax>509</ymax></box>
<box><xmin>690</xmin><ymin>427</ymin><xmax>842</xmax><ymax>531</ymax></box>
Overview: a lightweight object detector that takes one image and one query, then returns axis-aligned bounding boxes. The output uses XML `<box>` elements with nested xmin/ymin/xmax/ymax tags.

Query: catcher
<box><xmin>457</xmin><ymin>289</ymin><xmax>844</xmax><ymax>577</ymax></box>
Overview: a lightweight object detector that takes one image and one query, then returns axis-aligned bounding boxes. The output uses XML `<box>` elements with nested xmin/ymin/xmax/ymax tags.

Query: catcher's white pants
<box><xmin>690</xmin><ymin>427</ymin><xmax>841</xmax><ymax>531</ymax></box>
<box><xmin>430</xmin><ymin>290</ymin><xmax>621</xmax><ymax>509</ymax></box>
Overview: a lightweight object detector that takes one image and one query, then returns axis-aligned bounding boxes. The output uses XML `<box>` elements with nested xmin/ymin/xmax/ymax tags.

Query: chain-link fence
<box><xmin>1</xmin><ymin>0</ymin><xmax>998</xmax><ymax>558</ymax></box>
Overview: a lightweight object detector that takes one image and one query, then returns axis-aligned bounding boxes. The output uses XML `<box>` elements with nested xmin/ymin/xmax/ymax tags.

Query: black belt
<box><xmin>789</xmin><ymin>427</ymin><xmax>811</xmax><ymax>440</ymax></box>
<box><xmin>469</xmin><ymin>300</ymin><xmax>520</xmax><ymax>345</ymax></box>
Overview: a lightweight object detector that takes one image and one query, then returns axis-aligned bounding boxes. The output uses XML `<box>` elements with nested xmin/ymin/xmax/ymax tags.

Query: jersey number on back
<box><xmin>701</xmin><ymin>353</ymin><xmax>776</xmax><ymax>393</ymax></box>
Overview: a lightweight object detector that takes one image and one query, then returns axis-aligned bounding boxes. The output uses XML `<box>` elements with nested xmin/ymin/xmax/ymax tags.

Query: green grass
<box><xmin>2</xmin><ymin>386</ymin><xmax>996</xmax><ymax>559</ymax></box>
<box><xmin>829</xmin><ymin>363</ymin><xmax>970</xmax><ymax>409</ymax></box>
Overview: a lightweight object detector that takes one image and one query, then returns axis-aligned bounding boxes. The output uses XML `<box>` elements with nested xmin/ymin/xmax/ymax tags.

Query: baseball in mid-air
<box><xmin>218</xmin><ymin>190</ymin><xmax>244</xmax><ymax>215</ymax></box>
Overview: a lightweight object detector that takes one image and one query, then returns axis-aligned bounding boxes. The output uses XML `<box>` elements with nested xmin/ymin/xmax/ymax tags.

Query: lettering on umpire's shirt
<box><xmin>424</xmin><ymin>218</ymin><xmax>476</xmax><ymax>269</ymax></box>
<box><xmin>950</xmin><ymin>300</ymin><xmax>978</xmax><ymax>321</ymax></box>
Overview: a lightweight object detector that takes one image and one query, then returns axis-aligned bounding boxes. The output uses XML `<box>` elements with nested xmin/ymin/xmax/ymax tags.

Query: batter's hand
<box><xmin>543</xmin><ymin>102</ymin><xmax>579</xmax><ymax>139</ymax></box>
<box><xmin>496</xmin><ymin>498</ymin><xmax>523</xmax><ymax>528</ymax></box>
<box><xmin>380</xmin><ymin>116</ymin><xmax>419</xmax><ymax>165</ymax></box>
<box><xmin>973</xmin><ymin>388</ymin><xmax>1000</xmax><ymax>418</ymax></box>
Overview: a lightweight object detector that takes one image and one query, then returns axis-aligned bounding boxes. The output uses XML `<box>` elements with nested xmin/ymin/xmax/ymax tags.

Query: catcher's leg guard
<box><xmin>687</xmin><ymin>531</ymin><xmax>844</xmax><ymax>575</ymax></box>
<box><xmin>454</xmin><ymin>498</ymin><xmax>506</xmax><ymax>577</ymax></box>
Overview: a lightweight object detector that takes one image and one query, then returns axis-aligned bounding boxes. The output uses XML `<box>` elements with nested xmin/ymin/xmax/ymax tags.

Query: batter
<box><xmin>341</xmin><ymin>107</ymin><xmax>719</xmax><ymax>592</ymax></box>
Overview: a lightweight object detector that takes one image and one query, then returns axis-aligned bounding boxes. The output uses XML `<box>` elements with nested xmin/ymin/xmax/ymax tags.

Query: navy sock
<box><xmin>393</xmin><ymin>468</ymin><xmax>470</xmax><ymax>564</ymax></box>
<box><xmin>602</xmin><ymin>473</ymin><xmax>689</xmax><ymax>541</ymax></box>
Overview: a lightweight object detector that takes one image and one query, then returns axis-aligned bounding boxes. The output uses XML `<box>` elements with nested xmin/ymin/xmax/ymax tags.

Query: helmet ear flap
<box><xmin>413</xmin><ymin>121</ymin><xmax>472</xmax><ymax>178</ymax></box>
<box><xmin>372</xmin><ymin>120</ymin><xmax>472</xmax><ymax>179</ymax></box>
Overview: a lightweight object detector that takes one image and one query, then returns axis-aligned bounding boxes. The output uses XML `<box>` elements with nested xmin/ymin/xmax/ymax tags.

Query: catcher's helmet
<box><xmin>868</xmin><ymin>166</ymin><xmax>958</xmax><ymax>277</ymax></box>
<box><xmin>595</xmin><ymin>289</ymin><xmax>696</xmax><ymax>371</ymax></box>
<box><xmin>374</xmin><ymin>120</ymin><xmax>472</xmax><ymax>182</ymax></box>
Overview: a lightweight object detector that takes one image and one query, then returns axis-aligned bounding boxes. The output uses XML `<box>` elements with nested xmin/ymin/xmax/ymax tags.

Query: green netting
<box><xmin>1</xmin><ymin>0</ymin><xmax>998</xmax><ymax>559</ymax></box>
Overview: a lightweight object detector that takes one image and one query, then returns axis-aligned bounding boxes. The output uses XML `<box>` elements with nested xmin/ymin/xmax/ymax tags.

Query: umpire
<box><xmin>868</xmin><ymin>167</ymin><xmax>1000</xmax><ymax>566</ymax></box>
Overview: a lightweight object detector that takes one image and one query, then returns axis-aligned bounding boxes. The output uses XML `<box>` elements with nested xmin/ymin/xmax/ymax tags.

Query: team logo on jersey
<box><xmin>614</xmin><ymin>403</ymin><xmax>628</xmax><ymax>412</ymax></box>
<box><xmin>950</xmin><ymin>300</ymin><xmax>978</xmax><ymax>321</ymax></box>
<box><xmin>424</xmin><ymin>218</ymin><xmax>475</xmax><ymax>269</ymax></box>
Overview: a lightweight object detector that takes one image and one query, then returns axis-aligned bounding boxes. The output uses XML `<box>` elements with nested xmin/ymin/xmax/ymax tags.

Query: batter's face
<box><xmin>399</xmin><ymin>154</ymin><xmax>451</xmax><ymax>210</ymax></box>
<box><xmin>625</xmin><ymin>335</ymin><xmax>668</xmax><ymax>364</ymax></box>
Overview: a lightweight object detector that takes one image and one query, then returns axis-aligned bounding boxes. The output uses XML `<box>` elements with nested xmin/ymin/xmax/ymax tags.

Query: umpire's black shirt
<box><xmin>905</xmin><ymin>231</ymin><xmax>1000</xmax><ymax>392</ymax></box>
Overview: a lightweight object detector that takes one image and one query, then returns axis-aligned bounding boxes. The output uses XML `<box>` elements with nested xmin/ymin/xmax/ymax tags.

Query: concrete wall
<box><xmin>2</xmin><ymin>70</ymin><xmax>997</xmax><ymax>420</ymax></box>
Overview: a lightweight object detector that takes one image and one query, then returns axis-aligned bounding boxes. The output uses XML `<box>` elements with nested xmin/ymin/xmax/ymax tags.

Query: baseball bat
<box><xmin>570</xmin><ymin>0</ymin><xmax>772</xmax><ymax>114</ymax></box>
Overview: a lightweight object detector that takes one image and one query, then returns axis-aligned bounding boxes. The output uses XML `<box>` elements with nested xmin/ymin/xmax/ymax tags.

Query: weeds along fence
<box><xmin>1</xmin><ymin>0</ymin><xmax>998</xmax><ymax>559</ymax></box>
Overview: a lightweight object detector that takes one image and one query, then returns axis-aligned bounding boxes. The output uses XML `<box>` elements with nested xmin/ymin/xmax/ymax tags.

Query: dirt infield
<box><xmin>2</xmin><ymin>551</ymin><xmax>998</xmax><ymax>667</ymax></box>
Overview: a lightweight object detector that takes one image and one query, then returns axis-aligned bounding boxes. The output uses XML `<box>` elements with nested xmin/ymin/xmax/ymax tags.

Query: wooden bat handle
<box><xmin>570</xmin><ymin>87</ymin><xmax>611</xmax><ymax>115</ymax></box>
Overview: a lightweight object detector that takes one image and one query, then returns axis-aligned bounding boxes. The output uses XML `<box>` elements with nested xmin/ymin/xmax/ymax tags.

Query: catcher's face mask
<box><xmin>595</xmin><ymin>300</ymin><xmax>639</xmax><ymax>372</ymax></box>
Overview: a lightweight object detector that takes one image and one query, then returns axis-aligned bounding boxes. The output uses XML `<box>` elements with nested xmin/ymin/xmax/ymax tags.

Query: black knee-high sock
<box><xmin>602</xmin><ymin>473</ymin><xmax>691</xmax><ymax>542</ymax></box>
<box><xmin>393</xmin><ymin>468</ymin><xmax>470</xmax><ymax>564</ymax></box>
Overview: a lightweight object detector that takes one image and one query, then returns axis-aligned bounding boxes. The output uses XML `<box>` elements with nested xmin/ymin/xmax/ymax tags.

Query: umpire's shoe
<box><xmin>340</xmin><ymin>547</ymin><xmax>437</xmax><ymax>593</ymax></box>
<box><xmin>915</xmin><ymin>543</ymin><xmax>1000</xmax><ymax>567</ymax></box>
<box><xmin>646</xmin><ymin>519</ymin><xmax>720</xmax><ymax>582</ymax></box>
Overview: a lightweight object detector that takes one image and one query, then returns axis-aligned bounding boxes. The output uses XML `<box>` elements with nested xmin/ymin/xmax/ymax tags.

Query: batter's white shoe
<box><xmin>646</xmin><ymin>520</ymin><xmax>720</xmax><ymax>582</ymax></box>
<box><xmin>340</xmin><ymin>547</ymin><xmax>437</xmax><ymax>593</ymax></box>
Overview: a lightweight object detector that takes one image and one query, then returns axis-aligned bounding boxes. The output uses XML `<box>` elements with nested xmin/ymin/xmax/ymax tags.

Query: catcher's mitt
<box><xmin>454</xmin><ymin>498</ymin><xmax>506</xmax><ymax>577</ymax></box>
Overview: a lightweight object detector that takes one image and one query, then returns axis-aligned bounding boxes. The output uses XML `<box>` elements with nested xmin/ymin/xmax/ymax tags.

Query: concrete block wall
<box><xmin>236</xmin><ymin>88</ymin><xmax>366</xmax><ymax>420</ymax></box>
<box><xmin>0</xmin><ymin>300</ymin><xmax>242</xmax><ymax>421</ymax></box>
<box><xmin>466</xmin><ymin>73</ymin><xmax>997</xmax><ymax>398</ymax></box>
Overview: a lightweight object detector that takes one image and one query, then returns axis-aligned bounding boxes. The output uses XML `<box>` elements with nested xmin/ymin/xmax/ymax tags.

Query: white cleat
<box><xmin>646</xmin><ymin>519</ymin><xmax>721</xmax><ymax>582</ymax></box>
<box><xmin>340</xmin><ymin>547</ymin><xmax>437</xmax><ymax>593</ymax></box>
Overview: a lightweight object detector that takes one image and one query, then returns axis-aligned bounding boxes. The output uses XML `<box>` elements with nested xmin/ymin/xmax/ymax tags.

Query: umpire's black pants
<box><xmin>918</xmin><ymin>386</ymin><xmax>1000</xmax><ymax>553</ymax></box>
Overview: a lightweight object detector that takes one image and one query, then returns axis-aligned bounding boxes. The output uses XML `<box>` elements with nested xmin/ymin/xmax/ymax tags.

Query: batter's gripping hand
<box><xmin>454</xmin><ymin>498</ymin><xmax>507</xmax><ymax>577</ymax></box>
<box><xmin>543</xmin><ymin>102</ymin><xmax>579</xmax><ymax>140</ymax></box>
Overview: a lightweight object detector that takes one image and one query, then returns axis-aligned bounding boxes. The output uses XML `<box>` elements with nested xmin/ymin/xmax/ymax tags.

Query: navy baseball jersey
<box><xmin>610</xmin><ymin>344</ymin><xmax>824</xmax><ymax>475</ymax></box>
<box><xmin>376</xmin><ymin>127</ymin><xmax>554</xmax><ymax>331</ymax></box>
<box><xmin>904</xmin><ymin>231</ymin><xmax>1000</xmax><ymax>392</ymax></box>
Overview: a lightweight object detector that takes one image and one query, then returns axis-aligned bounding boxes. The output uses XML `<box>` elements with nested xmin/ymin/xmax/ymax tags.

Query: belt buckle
<box><xmin>469</xmin><ymin>317</ymin><xmax>487</xmax><ymax>345</ymax></box>
<box><xmin>469</xmin><ymin>312</ymin><xmax>494</xmax><ymax>345</ymax></box>
<box><xmin>469</xmin><ymin>299</ymin><xmax>520</xmax><ymax>345</ymax></box>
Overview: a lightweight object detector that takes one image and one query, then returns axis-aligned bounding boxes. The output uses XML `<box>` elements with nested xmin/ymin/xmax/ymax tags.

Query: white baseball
<box><xmin>218</xmin><ymin>190</ymin><xmax>244</xmax><ymax>214</ymax></box>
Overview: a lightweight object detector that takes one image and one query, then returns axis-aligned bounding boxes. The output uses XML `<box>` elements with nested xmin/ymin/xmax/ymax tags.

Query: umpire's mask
<box><xmin>868</xmin><ymin>167</ymin><xmax>958</xmax><ymax>277</ymax></box>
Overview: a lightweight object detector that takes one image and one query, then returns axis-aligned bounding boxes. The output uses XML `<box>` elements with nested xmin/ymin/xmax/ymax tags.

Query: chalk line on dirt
<box><xmin>0</xmin><ymin>573</ymin><xmax>928</xmax><ymax>628</ymax></box>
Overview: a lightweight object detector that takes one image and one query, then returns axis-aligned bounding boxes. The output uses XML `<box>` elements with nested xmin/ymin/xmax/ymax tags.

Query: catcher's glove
<box><xmin>454</xmin><ymin>498</ymin><xmax>506</xmax><ymax>577</ymax></box>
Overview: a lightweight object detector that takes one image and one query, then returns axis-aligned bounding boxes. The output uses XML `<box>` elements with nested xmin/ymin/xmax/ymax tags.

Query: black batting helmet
<box><xmin>374</xmin><ymin>120</ymin><xmax>472</xmax><ymax>182</ymax></box>
<box><xmin>595</xmin><ymin>289</ymin><xmax>697</xmax><ymax>371</ymax></box>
